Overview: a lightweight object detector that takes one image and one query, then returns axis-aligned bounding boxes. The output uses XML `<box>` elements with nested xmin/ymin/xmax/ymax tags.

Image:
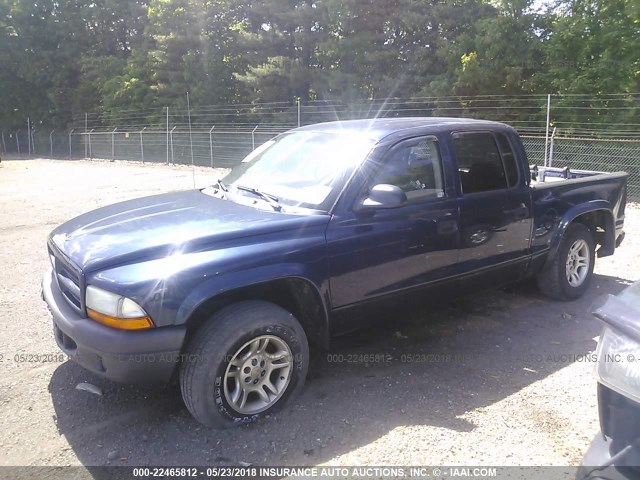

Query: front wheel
<box><xmin>537</xmin><ymin>223</ymin><xmax>595</xmax><ymax>300</ymax></box>
<box><xmin>180</xmin><ymin>300</ymin><xmax>309</xmax><ymax>428</ymax></box>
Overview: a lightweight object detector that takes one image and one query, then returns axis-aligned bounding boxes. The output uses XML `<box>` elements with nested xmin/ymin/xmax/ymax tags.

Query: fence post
<box><xmin>84</xmin><ymin>113</ymin><xmax>88</xmax><ymax>158</ymax></box>
<box><xmin>140</xmin><ymin>127</ymin><xmax>146</xmax><ymax>163</ymax></box>
<box><xmin>209</xmin><ymin>125</ymin><xmax>215</xmax><ymax>168</ymax></box>
<box><xmin>15</xmin><ymin>130</ymin><xmax>20</xmax><ymax>154</ymax></box>
<box><xmin>68</xmin><ymin>129</ymin><xmax>74</xmax><ymax>160</ymax></box>
<box><xmin>297</xmin><ymin>98</ymin><xmax>301</xmax><ymax>127</ymax></box>
<box><xmin>544</xmin><ymin>94</ymin><xmax>551</xmax><ymax>167</ymax></box>
<box><xmin>1</xmin><ymin>130</ymin><xmax>6</xmax><ymax>154</ymax></box>
<box><xmin>31</xmin><ymin>127</ymin><xmax>36</xmax><ymax>155</ymax></box>
<box><xmin>170</xmin><ymin>126</ymin><xmax>176</xmax><ymax>164</ymax></box>
<box><xmin>166</xmin><ymin>106</ymin><xmax>169</xmax><ymax>164</ymax></box>
<box><xmin>88</xmin><ymin>129</ymin><xmax>94</xmax><ymax>159</ymax></box>
<box><xmin>548</xmin><ymin>127</ymin><xmax>557</xmax><ymax>168</ymax></box>
<box><xmin>111</xmin><ymin>127</ymin><xmax>117</xmax><ymax>161</ymax></box>
<box><xmin>187</xmin><ymin>92</ymin><xmax>194</xmax><ymax>166</ymax></box>
<box><xmin>27</xmin><ymin>119</ymin><xmax>31</xmax><ymax>155</ymax></box>
<box><xmin>252</xmin><ymin>125</ymin><xmax>258</xmax><ymax>151</ymax></box>
<box><xmin>49</xmin><ymin>129</ymin><xmax>55</xmax><ymax>158</ymax></box>
<box><xmin>27</xmin><ymin>118</ymin><xmax>31</xmax><ymax>155</ymax></box>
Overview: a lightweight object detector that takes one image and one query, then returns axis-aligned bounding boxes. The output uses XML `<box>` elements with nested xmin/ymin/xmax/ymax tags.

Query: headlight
<box><xmin>85</xmin><ymin>285</ymin><xmax>154</xmax><ymax>330</ymax></box>
<box><xmin>595</xmin><ymin>326</ymin><xmax>640</xmax><ymax>404</ymax></box>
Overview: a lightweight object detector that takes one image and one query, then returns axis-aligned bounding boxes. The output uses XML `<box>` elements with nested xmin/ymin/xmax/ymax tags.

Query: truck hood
<box><xmin>49</xmin><ymin>190</ymin><xmax>329</xmax><ymax>272</ymax></box>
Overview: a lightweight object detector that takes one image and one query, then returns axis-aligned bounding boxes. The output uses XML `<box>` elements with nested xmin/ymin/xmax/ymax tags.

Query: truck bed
<box><xmin>530</xmin><ymin>165</ymin><xmax>627</xmax><ymax>185</ymax></box>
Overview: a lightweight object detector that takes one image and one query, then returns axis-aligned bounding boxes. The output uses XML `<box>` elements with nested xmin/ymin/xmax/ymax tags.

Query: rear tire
<box><xmin>537</xmin><ymin>223</ymin><xmax>595</xmax><ymax>300</ymax></box>
<box><xmin>180</xmin><ymin>300</ymin><xmax>309</xmax><ymax>429</ymax></box>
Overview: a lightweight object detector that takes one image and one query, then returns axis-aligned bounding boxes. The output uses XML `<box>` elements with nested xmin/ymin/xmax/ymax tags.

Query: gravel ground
<box><xmin>0</xmin><ymin>158</ymin><xmax>639</xmax><ymax>468</ymax></box>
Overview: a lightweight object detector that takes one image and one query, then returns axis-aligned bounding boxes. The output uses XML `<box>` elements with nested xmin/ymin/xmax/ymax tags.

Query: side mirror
<box><xmin>355</xmin><ymin>184</ymin><xmax>407</xmax><ymax>212</ymax></box>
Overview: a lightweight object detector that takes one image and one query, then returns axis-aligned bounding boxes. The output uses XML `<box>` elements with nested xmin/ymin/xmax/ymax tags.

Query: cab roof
<box><xmin>293</xmin><ymin>117</ymin><xmax>512</xmax><ymax>142</ymax></box>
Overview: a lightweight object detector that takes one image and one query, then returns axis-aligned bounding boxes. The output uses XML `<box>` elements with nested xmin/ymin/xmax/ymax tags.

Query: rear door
<box><xmin>452</xmin><ymin>131</ymin><xmax>533</xmax><ymax>286</ymax></box>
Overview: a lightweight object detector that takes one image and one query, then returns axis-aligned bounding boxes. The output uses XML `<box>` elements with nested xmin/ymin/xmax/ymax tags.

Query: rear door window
<box><xmin>453</xmin><ymin>132</ymin><xmax>508</xmax><ymax>194</ymax></box>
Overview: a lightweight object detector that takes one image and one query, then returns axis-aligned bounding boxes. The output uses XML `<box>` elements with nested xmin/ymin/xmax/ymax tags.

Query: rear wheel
<box><xmin>537</xmin><ymin>223</ymin><xmax>595</xmax><ymax>300</ymax></box>
<box><xmin>180</xmin><ymin>300</ymin><xmax>309</xmax><ymax>428</ymax></box>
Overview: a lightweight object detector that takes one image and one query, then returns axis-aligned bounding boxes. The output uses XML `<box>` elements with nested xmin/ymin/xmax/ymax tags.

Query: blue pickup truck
<box><xmin>42</xmin><ymin>118</ymin><xmax>628</xmax><ymax>428</ymax></box>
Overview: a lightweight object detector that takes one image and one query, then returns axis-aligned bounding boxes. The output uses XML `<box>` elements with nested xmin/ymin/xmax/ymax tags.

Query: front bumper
<box><xmin>42</xmin><ymin>268</ymin><xmax>186</xmax><ymax>383</ymax></box>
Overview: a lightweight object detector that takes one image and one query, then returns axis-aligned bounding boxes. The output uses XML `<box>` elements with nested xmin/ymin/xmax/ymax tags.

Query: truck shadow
<box><xmin>48</xmin><ymin>273</ymin><xmax>631</xmax><ymax>467</ymax></box>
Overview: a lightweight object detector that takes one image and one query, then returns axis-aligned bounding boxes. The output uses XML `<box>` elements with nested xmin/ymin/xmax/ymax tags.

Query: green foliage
<box><xmin>533</xmin><ymin>0</ymin><xmax>640</xmax><ymax>129</ymax></box>
<box><xmin>0</xmin><ymin>0</ymin><xmax>638</xmax><ymax>128</ymax></box>
<box><xmin>543</xmin><ymin>0</ymin><xmax>639</xmax><ymax>95</ymax></box>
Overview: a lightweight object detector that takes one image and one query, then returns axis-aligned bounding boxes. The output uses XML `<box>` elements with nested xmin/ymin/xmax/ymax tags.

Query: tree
<box><xmin>543</xmin><ymin>0</ymin><xmax>639</xmax><ymax>95</ymax></box>
<box><xmin>0</xmin><ymin>0</ymin><xmax>150</xmax><ymax>127</ymax></box>
<box><xmin>231</xmin><ymin>0</ymin><xmax>332</xmax><ymax>102</ymax></box>
<box><xmin>426</xmin><ymin>0</ymin><xmax>549</xmax><ymax>97</ymax></box>
<box><xmin>536</xmin><ymin>0</ymin><xmax>640</xmax><ymax>130</ymax></box>
<box><xmin>0</xmin><ymin>0</ymin><xmax>638</xmax><ymax>131</ymax></box>
<box><xmin>145</xmin><ymin>0</ymin><xmax>237</xmax><ymax>107</ymax></box>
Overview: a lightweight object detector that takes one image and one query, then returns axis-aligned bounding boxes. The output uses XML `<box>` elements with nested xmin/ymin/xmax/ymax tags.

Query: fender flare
<box><xmin>544</xmin><ymin>200</ymin><xmax>615</xmax><ymax>269</ymax></box>
<box><xmin>175</xmin><ymin>264</ymin><xmax>331</xmax><ymax>348</ymax></box>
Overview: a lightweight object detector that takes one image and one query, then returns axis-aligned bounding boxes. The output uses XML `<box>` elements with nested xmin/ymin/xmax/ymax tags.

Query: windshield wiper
<box><xmin>235</xmin><ymin>184</ymin><xmax>283</xmax><ymax>212</ymax></box>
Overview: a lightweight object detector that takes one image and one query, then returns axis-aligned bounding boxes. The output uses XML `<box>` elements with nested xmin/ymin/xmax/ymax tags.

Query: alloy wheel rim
<box><xmin>565</xmin><ymin>239</ymin><xmax>590</xmax><ymax>287</ymax></box>
<box><xmin>223</xmin><ymin>335</ymin><xmax>292</xmax><ymax>415</ymax></box>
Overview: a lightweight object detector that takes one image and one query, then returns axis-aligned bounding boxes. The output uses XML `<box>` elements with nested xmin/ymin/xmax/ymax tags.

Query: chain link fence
<box><xmin>73</xmin><ymin>127</ymin><xmax>285</xmax><ymax>168</ymax></box>
<box><xmin>2</xmin><ymin>95</ymin><xmax>639</xmax><ymax>199</ymax></box>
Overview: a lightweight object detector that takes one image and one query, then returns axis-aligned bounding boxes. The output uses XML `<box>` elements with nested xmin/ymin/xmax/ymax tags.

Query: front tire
<box><xmin>180</xmin><ymin>300</ymin><xmax>309</xmax><ymax>428</ymax></box>
<box><xmin>537</xmin><ymin>223</ymin><xmax>595</xmax><ymax>300</ymax></box>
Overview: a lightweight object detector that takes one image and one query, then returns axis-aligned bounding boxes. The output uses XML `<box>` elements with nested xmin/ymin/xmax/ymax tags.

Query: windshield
<box><xmin>221</xmin><ymin>131</ymin><xmax>377</xmax><ymax>211</ymax></box>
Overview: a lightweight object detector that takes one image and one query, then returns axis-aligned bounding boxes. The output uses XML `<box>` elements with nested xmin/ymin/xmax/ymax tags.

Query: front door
<box><xmin>326</xmin><ymin>135</ymin><xmax>461</xmax><ymax>310</ymax></box>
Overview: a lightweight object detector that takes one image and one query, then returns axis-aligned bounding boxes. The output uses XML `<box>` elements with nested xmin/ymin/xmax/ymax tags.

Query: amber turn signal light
<box><xmin>87</xmin><ymin>308</ymin><xmax>154</xmax><ymax>330</ymax></box>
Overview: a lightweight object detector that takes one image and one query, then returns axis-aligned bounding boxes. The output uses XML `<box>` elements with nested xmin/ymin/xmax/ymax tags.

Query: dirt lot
<box><xmin>1</xmin><ymin>158</ymin><xmax>639</xmax><ymax>468</ymax></box>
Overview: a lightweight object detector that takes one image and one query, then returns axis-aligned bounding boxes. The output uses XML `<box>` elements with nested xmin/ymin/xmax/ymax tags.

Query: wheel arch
<box><xmin>179</xmin><ymin>276</ymin><xmax>331</xmax><ymax>350</ymax></box>
<box><xmin>545</xmin><ymin>201</ymin><xmax>615</xmax><ymax>269</ymax></box>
